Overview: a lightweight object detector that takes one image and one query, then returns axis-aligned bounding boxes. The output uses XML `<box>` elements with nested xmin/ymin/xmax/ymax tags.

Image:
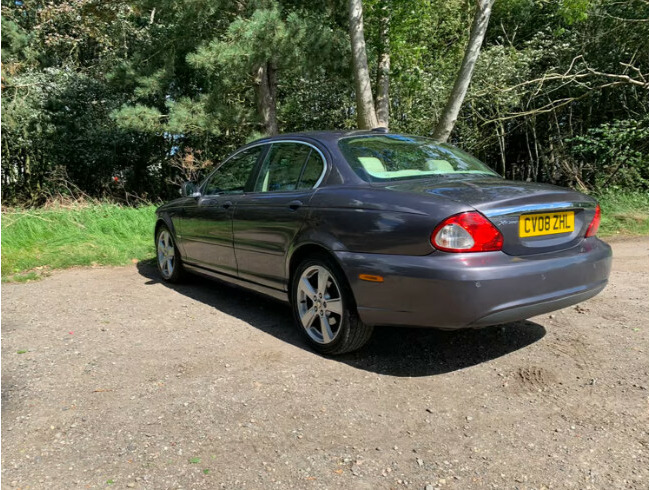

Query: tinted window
<box><xmin>204</xmin><ymin>146</ymin><xmax>264</xmax><ymax>195</ymax></box>
<box><xmin>297</xmin><ymin>151</ymin><xmax>324</xmax><ymax>190</ymax></box>
<box><xmin>338</xmin><ymin>135</ymin><xmax>499</xmax><ymax>182</ymax></box>
<box><xmin>254</xmin><ymin>143</ymin><xmax>312</xmax><ymax>192</ymax></box>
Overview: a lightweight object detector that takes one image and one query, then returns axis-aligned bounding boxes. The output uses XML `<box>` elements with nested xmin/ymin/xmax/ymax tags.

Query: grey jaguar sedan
<box><xmin>155</xmin><ymin>129</ymin><xmax>612</xmax><ymax>354</ymax></box>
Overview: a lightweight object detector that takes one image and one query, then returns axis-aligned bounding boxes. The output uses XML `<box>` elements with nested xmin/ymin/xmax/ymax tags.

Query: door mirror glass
<box><xmin>181</xmin><ymin>181</ymin><xmax>200</xmax><ymax>197</ymax></box>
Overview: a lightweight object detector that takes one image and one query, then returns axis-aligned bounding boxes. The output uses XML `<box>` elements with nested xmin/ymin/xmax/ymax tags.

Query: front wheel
<box><xmin>291</xmin><ymin>255</ymin><xmax>373</xmax><ymax>355</ymax></box>
<box><xmin>156</xmin><ymin>225</ymin><xmax>184</xmax><ymax>283</ymax></box>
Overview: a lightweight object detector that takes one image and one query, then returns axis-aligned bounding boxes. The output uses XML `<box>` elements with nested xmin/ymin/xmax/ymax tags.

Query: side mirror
<box><xmin>180</xmin><ymin>181</ymin><xmax>200</xmax><ymax>197</ymax></box>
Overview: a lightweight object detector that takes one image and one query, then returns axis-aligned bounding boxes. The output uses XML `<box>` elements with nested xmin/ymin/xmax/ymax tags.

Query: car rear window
<box><xmin>338</xmin><ymin>135</ymin><xmax>499</xmax><ymax>182</ymax></box>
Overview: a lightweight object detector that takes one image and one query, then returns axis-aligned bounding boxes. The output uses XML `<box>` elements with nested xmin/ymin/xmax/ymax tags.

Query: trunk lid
<box><xmin>385</xmin><ymin>177</ymin><xmax>598</xmax><ymax>256</ymax></box>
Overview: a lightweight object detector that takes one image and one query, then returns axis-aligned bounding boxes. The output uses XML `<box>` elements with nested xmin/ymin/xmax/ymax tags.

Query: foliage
<box><xmin>569</xmin><ymin>119</ymin><xmax>649</xmax><ymax>191</ymax></box>
<box><xmin>1</xmin><ymin>0</ymin><xmax>648</xmax><ymax>205</ymax></box>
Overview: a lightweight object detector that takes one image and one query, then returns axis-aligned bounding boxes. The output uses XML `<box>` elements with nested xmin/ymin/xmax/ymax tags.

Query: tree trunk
<box><xmin>254</xmin><ymin>62</ymin><xmax>278</xmax><ymax>136</ymax></box>
<box><xmin>374</xmin><ymin>0</ymin><xmax>390</xmax><ymax>128</ymax></box>
<box><xmin>432</xmin><ymin>0</ymin><xmax>495</xmax><ymax>142</ymax></box>
<box><xmin>349</xmin><ymin>0</ymin><xmax>378</xmax><ymax>129</ymax></box>
<box><xmin>496</xmin><ymin>120</ymin><xmax>507</xmax><ymax>177</ymax></box>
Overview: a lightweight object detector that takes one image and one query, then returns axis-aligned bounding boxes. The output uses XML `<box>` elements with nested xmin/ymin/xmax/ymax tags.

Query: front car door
<box><xmin>233</xmin><ymin>141</ymin><xmax>327</xmax><ymax>290</ymax></box>
<box><xmin>180</xmin><ymin>145</ymin><xmax>266</xmax><ymax>275</ymax></box>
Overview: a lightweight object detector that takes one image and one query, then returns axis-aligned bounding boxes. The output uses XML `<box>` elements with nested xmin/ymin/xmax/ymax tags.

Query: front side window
<box><xmin>254</xmin><ymin>142</ymin><xmax>321</xmax><ymax>192</ymax></box>
<box><xmin>203</xmin><ymin>146</ymin><xmax>264</xmax><ymax>195</ymax></box>
<box><xmin>338</xmin><ymin>135</ymin><xmax>499</xmax><ymax>183</ymax></box>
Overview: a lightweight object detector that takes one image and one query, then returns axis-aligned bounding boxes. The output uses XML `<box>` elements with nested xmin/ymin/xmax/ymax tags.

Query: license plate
<box><xmin>519</xmin><ymin>211</ymin><xmax>575</xmax><ymax>237</ymax></box>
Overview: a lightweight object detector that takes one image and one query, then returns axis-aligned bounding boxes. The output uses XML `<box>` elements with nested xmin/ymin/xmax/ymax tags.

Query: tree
<box><xmin>2</xmin><ymin>0</ymin><xmax>648</xmax><ymax>205</ymax></box>
<box><xmin>374</xmin><ymin>0</ymin><xmax>390</xmax><ymax>128</ymax></box>
<box><xmin>349</xmin><ymin>0</ymin><xmax>379</xmax><ymax>129</ymax></box>
<box><xmin>432</xmin><ymin>0</ymin><xmax>495</xmax><ymax>142</ymax></box>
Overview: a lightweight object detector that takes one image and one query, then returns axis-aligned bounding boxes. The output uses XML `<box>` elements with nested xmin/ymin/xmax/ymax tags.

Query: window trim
<box><xmin>200</xmin><ymin>139</ymin><xmax>327</xmax><ymax>195</ymax></box>
<box><xmin>201</xmin><ymin>145</ymin><xmax>269</xmax><ymax>196</ymax></box>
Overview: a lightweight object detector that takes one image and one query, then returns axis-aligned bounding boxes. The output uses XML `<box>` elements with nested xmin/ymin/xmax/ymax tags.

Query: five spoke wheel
<box><xmin>292</xmin><ymin>255</ymin><xmax>374</xmax><ymax>354</ymax></box>
<box><xmin>296</xmin><ymin>265</ymin><xmax>343</xmax><ymax>344</ymax></box>
<box><xmin>157</xmin><ymin>228</ymin><xmax>177</xmax><ymax>280</ymax></box>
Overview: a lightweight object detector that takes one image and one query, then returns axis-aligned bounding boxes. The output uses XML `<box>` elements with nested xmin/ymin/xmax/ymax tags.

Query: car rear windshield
<box><xmin>338</xmin><ymin>134</ymin><xmax>499</xmax><ymax>182</ymax></box>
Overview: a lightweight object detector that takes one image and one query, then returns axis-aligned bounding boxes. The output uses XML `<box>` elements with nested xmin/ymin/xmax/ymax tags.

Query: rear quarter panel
<box><xmin>303</xmin><ymin>186</ymin><xmax>471</xmax><ymax>255</ymax></box>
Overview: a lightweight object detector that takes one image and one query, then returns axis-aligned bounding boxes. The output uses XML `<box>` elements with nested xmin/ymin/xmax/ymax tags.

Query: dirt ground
<box><xmin>1</xmin><ymin>237</ymin><xmax>648</xmax><ymax>489</ymax></box>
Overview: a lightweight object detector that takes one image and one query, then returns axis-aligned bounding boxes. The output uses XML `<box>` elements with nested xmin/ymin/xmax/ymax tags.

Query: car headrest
<box><xmin>358</xmin><ymin>157</ymin><xmax>386</xmax><ymax>175</ymax></box>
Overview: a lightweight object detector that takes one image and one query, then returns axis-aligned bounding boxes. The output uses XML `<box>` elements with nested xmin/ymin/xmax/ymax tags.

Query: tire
<box><xmin>291</xmin><ymin>253</ymin><xmax>373</xmax><ymax>355</ymax></box>
<box><xmin>155</xmin><ymin>224</ymin><xmax>184</xmax><ymax>283</ymax></box>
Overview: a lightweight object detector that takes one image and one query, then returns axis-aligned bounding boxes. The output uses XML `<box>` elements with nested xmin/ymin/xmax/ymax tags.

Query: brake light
<box><xmin>585</xmin><ymin>204</ymin><xmax>601</xmax><ymax>237</ymax></box>
<box><xmin>432</xmin><ymin>212</ymin><xmax>503</xmax><ymax>252</ymax></box>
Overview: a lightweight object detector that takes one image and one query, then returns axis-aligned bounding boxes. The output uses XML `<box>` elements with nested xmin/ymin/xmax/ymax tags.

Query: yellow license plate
<box><xmin>519</xmin><ymin>211</ymin><xmax>575</xmax><ymax>237</ymax></box>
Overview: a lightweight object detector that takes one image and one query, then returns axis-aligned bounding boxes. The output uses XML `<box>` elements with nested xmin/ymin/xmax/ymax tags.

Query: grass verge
<box><xmin>597</xmin><ymin>191</ymin><xmax>649</xmax><ymax>237</ymax></box>
<box><xmin>2</xmin><ymin>203</ymin><xmax>156</xmax><ymax>282</ymax></box>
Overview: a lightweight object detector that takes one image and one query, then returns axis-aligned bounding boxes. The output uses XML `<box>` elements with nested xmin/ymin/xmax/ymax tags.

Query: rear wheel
<box><xmin>291</xmin><ymin>255</ymin><xmax>373</xmax><ymax>355</ymax></box>
<box><xmin>156</xmin><ymin>225</ymin><xmax>184</xmax><ymax>283</ymax></box>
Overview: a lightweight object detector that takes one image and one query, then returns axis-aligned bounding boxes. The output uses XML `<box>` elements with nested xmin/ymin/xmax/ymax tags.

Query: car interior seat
<box><xmin>425</xmin><ymin>159</ymin><xmax>455</xmax><ymax>173</ymax></box>
<box><xmin>358</xmin><ymin>157</ymin><xmax>386</xmax><ymax>176</ymax></box>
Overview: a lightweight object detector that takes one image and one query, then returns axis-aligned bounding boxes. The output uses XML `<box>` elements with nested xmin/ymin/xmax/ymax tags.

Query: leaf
<box><xmin>17</xmin><ymin>350</ymin><xmax>27</xmax><ymax>354</ymax></box>
<box><xmin>189</xmin><ymin>457</ymin><xmax>201</xmax><ymax>464</ymax></box>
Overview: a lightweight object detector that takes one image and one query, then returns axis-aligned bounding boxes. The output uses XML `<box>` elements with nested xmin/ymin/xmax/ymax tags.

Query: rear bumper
<box><xmin>335</xmin><ymin>238</ymin><xmax>612</xmax><ymax>329</ymax></box>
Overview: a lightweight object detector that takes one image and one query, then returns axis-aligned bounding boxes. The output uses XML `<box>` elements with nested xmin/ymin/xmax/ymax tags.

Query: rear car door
<box><xmin>180</xmin><ymin>145</ymin><xmax>266</xmax><ymax>275</ymax></box>
<box><xmin>233</xmin><ymin>141</ymin><xmax>327</xmax><ymax>290</ymax></box>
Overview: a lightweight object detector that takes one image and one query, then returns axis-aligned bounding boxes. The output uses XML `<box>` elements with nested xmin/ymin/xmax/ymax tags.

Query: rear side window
<box><xmin>204</xmin><ymin>146</ymin><xmax>264</xmax><ymax>195</ymax></box>
<box><xmin>297</xmin><ymin>151</ymin><xmax>324</xmax><ymax>190</ymax></box>
<box><xmin>254</xmin><ymin>142</ymin><xmax>323</xmax><ymax>192</ymax></box>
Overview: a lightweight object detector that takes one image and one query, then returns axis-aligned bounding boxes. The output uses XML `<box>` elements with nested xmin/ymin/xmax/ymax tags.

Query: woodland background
<box><xmin>1</xmin><ymin>0</ymin><xmax>648</xmax><ymax>205</ymax></box>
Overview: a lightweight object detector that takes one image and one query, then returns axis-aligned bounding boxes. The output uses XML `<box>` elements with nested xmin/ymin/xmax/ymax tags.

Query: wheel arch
<box><xmin>154</xmin><ymin>218</ymin><xmax>166</xmax><ymax>239</ymax></box>
<box><xmin>154</xmin><ymin>214</ymin><xmax>177</xmax><ymax>240</ymax></box>
<box><xmin>287</xmin><ymin>242</ymin><xmax>355</xmax><ymax>307</ymax></box>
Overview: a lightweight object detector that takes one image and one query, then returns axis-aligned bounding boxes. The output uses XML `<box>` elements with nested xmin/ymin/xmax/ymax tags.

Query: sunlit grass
<box><xmin>2</xmin><ymin>203</ymin><xmax>156</xmax><ymax>282</ymax></box>
<box><xmin>596</xmin><ymin>190</ymin><xmax>649</xmax><ymax>237</ymax></box>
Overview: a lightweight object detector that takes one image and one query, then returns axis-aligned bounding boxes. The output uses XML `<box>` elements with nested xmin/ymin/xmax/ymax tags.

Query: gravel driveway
<box><xmin>2</xmin><ymin>238</ymin><xmax>648</xmax><ymax>489</ymax></box>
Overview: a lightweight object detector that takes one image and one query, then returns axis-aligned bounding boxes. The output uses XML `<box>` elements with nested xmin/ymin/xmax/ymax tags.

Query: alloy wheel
<box><xmin>157</xmin><ymin>230</ymin><xmax>175</xmax><ymax>279</ymax></box>
<box><xmin>296</xmin><ymin>265</ymin><xmax>344</xmax><ymax>344</ymax></box>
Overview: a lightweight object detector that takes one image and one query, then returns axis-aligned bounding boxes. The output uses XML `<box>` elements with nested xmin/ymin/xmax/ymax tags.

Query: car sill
<box><xmin>183</xmin><ymin>262</ymin><xmax>289</xmax><ymax>303</ymax></box>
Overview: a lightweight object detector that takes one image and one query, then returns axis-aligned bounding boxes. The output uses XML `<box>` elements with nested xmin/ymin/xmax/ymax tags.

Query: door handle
<box><xmin>222</xmin><ymin>200</ymin><xmax>233</xmax><ymax>209</ymax></box>
<box><xmin>288</xmin><ymin>200</ymin><xmax>303</xmax><ymax>211</ymax></box>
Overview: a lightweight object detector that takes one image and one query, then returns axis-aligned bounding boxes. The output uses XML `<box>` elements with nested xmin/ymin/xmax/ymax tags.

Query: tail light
<box><xmin>432</xmin><ymin>212</ymin><xmax>503</xmax><ymax>252</ymax></box>
<box><xmin>585</xmin><ymin>204</ymin><xmax>601</xmax><ymax>237</ymax></box>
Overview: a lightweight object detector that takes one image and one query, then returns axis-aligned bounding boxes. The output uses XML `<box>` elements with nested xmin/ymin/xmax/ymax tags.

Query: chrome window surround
<box><xmin>200</xmin><ymin>139</ymin><xmax>328</xmax><ymax>195</ymax></box>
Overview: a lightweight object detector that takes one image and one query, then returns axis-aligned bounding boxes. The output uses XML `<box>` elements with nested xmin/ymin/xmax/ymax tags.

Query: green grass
<box><xmin>597</xmin><ymin>190</ymin><xmax>649</xmax><ymax>237</ymax></box>
<box><xmin>2</xmin><ymin>203</ymin><xmax>157</xmax><ymax>282</ymax></box>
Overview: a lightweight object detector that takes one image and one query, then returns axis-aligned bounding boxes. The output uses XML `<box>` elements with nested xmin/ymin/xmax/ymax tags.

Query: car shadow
<box><xmin>137</xmin><ymin>261</ymin><xmax>546</xmax><ymax>378</ymax></box>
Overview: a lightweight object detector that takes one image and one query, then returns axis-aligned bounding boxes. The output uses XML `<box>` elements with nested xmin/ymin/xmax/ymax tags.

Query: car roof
<box><xmin>248</xmin><ymin>129</ymin><xmax>394</xmax><ymax>146</ymax></box>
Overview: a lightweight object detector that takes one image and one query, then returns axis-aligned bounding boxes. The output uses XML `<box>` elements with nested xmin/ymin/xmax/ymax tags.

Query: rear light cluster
<box><xmin>585</xmin><ymin>204</ymin><xmax>601</xmax><ymax>237</ymax></box>
<box><xmin>432</xmin><ymin>212</ymin><xmax>503</xmax><ymax>253</ymax></box>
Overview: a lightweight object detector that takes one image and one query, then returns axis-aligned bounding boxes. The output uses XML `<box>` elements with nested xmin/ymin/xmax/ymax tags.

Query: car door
<box><xmin>180</xmin><ymin>145</ymin><xmax>266</xmax><ymax>275</ymax></box>
<box><xmin>233</xmin><ymin>141</ymin><xmax>327</xmax><ymax>290</ymax></box>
